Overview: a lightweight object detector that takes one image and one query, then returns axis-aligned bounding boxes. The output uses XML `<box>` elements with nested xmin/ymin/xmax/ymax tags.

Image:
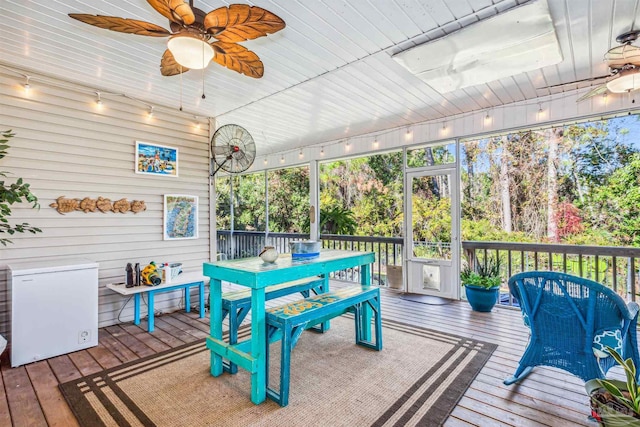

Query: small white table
<box><xmin>107</xmin><ymin>272</ymin><xmax>208</xmax><ymax>332</ymax></box>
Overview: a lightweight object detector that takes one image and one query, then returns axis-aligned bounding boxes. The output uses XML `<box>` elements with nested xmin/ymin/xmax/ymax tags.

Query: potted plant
<box><xmin>585</xmin><ymin>347</ymin><xmax>640</xmax><ymax>426</ymax></box>
<box><xmin>461</xmin><ymin>257</ymin><xmax>501</xmax><ymax>312</ymax></box>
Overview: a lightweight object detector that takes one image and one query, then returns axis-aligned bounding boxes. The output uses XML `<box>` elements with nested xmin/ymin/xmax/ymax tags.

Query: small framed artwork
<box><xmin>135</xmin><ymin>141</ymin><xmax>178</xmax><ymax>177</ymax></box>
<box><xmin>164</xmin><ymin>194</ymin><xmax>198</xmax><ymax>240</ymax></box>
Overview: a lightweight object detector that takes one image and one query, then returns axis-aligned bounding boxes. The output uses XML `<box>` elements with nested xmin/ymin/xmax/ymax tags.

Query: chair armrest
<box><xmin>626</xmin><ymin>302</ymin><xmax>640</xmax><ymax>320</ymax></box>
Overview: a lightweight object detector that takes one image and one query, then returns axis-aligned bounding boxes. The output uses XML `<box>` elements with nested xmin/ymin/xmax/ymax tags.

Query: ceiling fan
<box><xmin>69</xmin><ymin>1</ymin><xmax>285</xmax><ymax>78</ymax></box>
<box><xmin>539</xmin><ymin>30</ymin><xmax>640</xmax><ymax>101</ymax></box>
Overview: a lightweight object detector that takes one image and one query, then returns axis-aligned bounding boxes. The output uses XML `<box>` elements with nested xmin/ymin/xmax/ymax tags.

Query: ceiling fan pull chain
<box><xmin>201</xmin><ymin>42</ymin><xmax>206</xmax><ymax>100</ymax></box>
<box><xmin>179</xmin><ymin>66</ymin><xmax>183</xmax><ymax>111</ymax></box>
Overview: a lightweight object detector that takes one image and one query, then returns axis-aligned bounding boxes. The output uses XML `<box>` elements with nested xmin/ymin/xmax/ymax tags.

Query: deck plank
<box><xmin>67</xmin><ymin>350</ymin><xmax>104</xmax><ymax>377</ymax></box>
<box><xmin>1</xmin><ymin>364</ymin><xmax>48</xmax><ymax>427</ymax></box>
<box><xmin>0</xmin><ymin>363</ymin><xmax>11</xmax><ymax>427</ymax></box>
<box><xmin>158</xmin><ymin>314</ymin><xmax>209</xmax><ymax>339</ymax></box>
<box><xmin>86</xmin><ymin>343</ymin><xmax>124</xmax><ymax>370</ymax></box>
<box><xmin>46</xmin><ymin>355</ymin><xmax>82</xmax><ymax>384</ymax></box>
<box><xmin>103</xmin><ymin>325</ymin><xmax>156</xmax><ymax>358</ymax></box>
<box><xmin>119</xmin><ymin>323</ymin><xmax>173</xmax><ymax>353</ymax></box>
<box><xmin>25</xmin><ymin>361</ymin><xmax>80</xmax><ymax>427</ymax></box>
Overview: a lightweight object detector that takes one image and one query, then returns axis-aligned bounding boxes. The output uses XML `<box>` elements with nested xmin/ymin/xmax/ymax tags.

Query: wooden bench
<box><xmin>265</xmin><ymin>285</ymin><xmax>382</xmax><ymax>406</ymax></box>
<box><xmin>221</xmin><ymin>276</ymin><xmax>327</xmax><ymax>373</ymax></box>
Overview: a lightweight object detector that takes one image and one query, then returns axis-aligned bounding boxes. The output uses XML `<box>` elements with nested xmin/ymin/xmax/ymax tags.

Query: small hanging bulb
<box><xmin>147</xmin><ymin>106</ymin><xmax>154</xmax><ymax>118</ymax></box>
<box><xmin>95</xmin><ymin>92</ymin><xmax>103</xmax><ymax>106</ymax></box>
<box><xmin>345</xmin><ymin>140</ymin><xmax>350</xmax><ymax>151</ymax></box>
<box><xmin>405</xmin><ymin>128</ymin><xmax>412</xmax><ymax>140</ymax></box>
<box><xmin>373</xmin><ymin>138</ymin><xmax>379</xmax><ymax>148</ymax></box>
<box><xmin>484</xmin><ymin>111</ymin><xmax>491</xmax><ymax>123</ymax></box>
<box><xmin>264</xmin><ymin>157</ymin><xmax>268</xmax><ymax>165</ymax></box>
<box><xmin>537</xmin><ymin>103</ymin><xmax>544</xmax><ymax>121</ymax></box>
<box><xmin>299</xmin><ymin>149</ymin><xmax>303</xmax><ymax>158</ymax></box>
<box><xmin>280</xmin><ymin>154</ymin><xmax>285</xmax><ymax>163</ymax></box>
<box><xmin>320</xmin><ymin>146</ymin><xmax>325</xmax><ymax>156</ymax></box>
<box><xmin>23</xmin><ymin>76</ymin><xmax>31</xmax><ymax>93</ymax></box>
<box><xmin>193</xmin><ymin>115</ymin><xmax>201</xmax><ymax>129</ymax></box>
<box><xmin>442</xmin><ymin>122</ymin><xmax>447</xmax><ymax>131</ymax></box>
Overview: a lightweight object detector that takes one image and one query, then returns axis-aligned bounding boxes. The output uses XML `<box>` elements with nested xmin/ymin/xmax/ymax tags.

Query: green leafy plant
<box><xmin>0</xmin><ymin>130</ymin><xmax>41</xmax><ymax>245</ymax></box>
<box><xmin>320</xmin><ymin>206</ymin><xmax>357</xmax><ymax>235</ymax></box>
<box><xmin>597</xmin><ymin>346</ymin><xmax>640</xmax><ymax>416</ymax></box>
<box><xmin>460</xmin><ymin>256</ymin><xmax>501</xmax><ymax>289</ymax></box>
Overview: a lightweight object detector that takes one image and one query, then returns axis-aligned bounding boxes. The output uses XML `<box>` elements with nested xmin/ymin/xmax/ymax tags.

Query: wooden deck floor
<box><xmin>0</xmin><ymin>284</ymin><xmax>601</xmax><ymax>427</ymax></box>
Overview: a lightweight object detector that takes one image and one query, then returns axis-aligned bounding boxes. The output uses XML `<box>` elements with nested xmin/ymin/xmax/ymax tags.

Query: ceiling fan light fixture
<box><xmin>606</xmin><ymin>68</ymin><xmax>640</xmax><ymax>93</ymax></box>
<box><xmin>167</xmin><ymin>35</ymin><xmax>214</xmax><ymax>70</ymax></box>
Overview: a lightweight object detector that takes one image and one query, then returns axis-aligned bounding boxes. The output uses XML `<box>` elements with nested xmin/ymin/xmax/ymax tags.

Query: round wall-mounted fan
<box><xmin>210</xmin><ymin>124</ymin><xmax>256</xmax><ymax>176</ymax></box>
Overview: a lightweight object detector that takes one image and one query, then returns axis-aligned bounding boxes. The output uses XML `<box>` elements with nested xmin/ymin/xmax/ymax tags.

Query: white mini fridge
<box><xmin>8</xmin><ymin>258</ymin><xmax>99</xmax><ymax>367</ymax></box>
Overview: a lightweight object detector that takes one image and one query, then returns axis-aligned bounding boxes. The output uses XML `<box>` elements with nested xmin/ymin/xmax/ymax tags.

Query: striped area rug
<box><xmin>60</xmin><ymin>316</ymin><xmax>496</xmax><ymax>427</ymax></box>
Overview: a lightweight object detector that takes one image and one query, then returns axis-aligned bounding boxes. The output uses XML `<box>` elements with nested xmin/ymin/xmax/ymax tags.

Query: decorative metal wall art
<box><xmin>50</xmin><ymin>196</ymin><xmax>146</xmax><ymax>215</ymax></box>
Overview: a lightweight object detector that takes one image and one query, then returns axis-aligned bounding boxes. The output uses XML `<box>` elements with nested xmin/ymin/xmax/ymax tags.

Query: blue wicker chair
<box><xmin>504</xmin><ymin>271</ymin><xmax>640</xmax><ymax>385</ymax></box>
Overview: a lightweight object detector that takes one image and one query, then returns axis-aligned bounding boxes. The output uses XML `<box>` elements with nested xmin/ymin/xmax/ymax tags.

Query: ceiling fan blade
<box><xmin>536</xmin><ymin>74</ymin><xmax>610</xmax><ymax>90</ymax></box>
<box><xmin>204</xmin><ymin>5</ymin><xmax>286</xmax><ymax>43</ymax></box>
<box><xmin>147</xmin><ymin>0</ymin><xmax>195</xmax><ymax>25</ymax></box>
<box><xmin>69</xmin><ymin>14</ymin><xmax>171</xmax><ymax>37</ymax></box>
<box><xmin>605</xmin><ymin>44</ymin><xmax>640</xmax><ymax>68</ymax></box>
<box><xmin>160</xmin><ymin>49</ymin><xmax>191</xmax><ymax>76</ymax></box>
<box><xmin>576</xmin><ymin>84</ymin><xmax>608</xmax><ymax>102</ymax></box>
<box><xmin>211</xmin><ymin>42</ymin><xmax>264</xmax><ymax>78</ymax></box>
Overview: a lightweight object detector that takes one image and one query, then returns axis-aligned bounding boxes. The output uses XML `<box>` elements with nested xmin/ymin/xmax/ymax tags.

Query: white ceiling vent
<box><xmin>392</xmin><ymin>0</ymin><xmax>562</xmax><ymax>93</ymax></box>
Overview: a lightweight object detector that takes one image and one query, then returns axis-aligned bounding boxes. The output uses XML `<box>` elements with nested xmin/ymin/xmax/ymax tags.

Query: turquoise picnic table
<box><xmin>203</xmin><ymin>249</ymin><xmax>375</xmax><ymax>404</ymax></box>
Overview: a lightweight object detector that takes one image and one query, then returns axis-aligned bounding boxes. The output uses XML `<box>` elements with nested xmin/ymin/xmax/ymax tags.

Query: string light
<box><xmin>147</xmin><ymin>106</ymin><xmax>154</xmax><ymax>117</ymax></box>
<box><xmin>280</xmin><ymin>155</ymin><xmax>285</xmax><ymax>163</ymax></box>
<box><xmin>2</xmin><ymin>65</ymin><xmax>213</xmax><ymax>121</ymax></box>
<box><xmin>405</xmin><ymin>128</ymin><xmax>412</xmax><ymax>140</ymax></box>
<box><xmin>537</xmin><ymin>103</ymin><xmax>545</xmax><ymax>121</ymax></box>
<box><xmin>373</xmin><ymin>138</ymin><xmax>379</xmax><ymax>148</ymax></box>
<box><xmin>345</xmin><ymin>140</ymin><xmax>350</xmax><ymax>151</ymax></box>
<box><xmin>484</xmin><ymin>111</ymin><xmax>491</xmax><ymax>123</ymax></box>
<box><xmin>264</xmin><ymin>158</ymin><xmax>268</xmax><ymax>165</ymax></box>
<box><xmin>299</xmin><ymin>149</ymin><xmax>303</xmax><ymax>158</ymax></box>
<box><xmin>320</xmin><ymin>146</ymin><xmax>324</xmax><ymax>156</ymax></box>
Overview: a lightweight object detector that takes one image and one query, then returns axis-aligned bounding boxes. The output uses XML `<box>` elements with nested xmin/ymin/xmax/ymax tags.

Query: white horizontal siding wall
<box><xmin>0</xmin><ymin>70</ymin><xmax>211</xmax><ymax>336</ymax></box>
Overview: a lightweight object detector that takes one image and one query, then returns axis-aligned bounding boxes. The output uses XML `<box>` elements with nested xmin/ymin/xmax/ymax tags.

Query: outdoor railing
<box><xmin>217</xmin><ymin>230</ymin><xmax>310</xmax><ymax>259</ymax></box>
<box><xmin>216</xmin><ymin>231</ymin><xmax>640</xmax><ymax>304</ymax></box>
<box><xmin>463</xmin><ymin>241</ymin><xmax>640</xmax><ymax>305</ymax></box>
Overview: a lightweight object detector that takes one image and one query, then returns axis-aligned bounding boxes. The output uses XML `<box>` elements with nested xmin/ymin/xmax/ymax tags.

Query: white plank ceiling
<box><xmin>1</xmin><ymin>0</ymin><xmax>640</xmax><ymax>155</ymax></box>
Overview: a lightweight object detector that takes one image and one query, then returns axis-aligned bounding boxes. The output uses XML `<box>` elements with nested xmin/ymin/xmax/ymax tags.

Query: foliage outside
<box><xmin>460</xmin><ymin>256</ymin><xmax>501</xmax><ymax>289</ymax></box>
<box><xmin>216</xmin><ymin>115</ymin><xmax>640</xmax><ymax>259</ymax></box>
<box><xmin>462</xmin><ymin>117</ymin><xmax>640</xmax><ymax>247</ymax></box>
<box><xmin>0</xmin><ymin>130</ymin><xmax>41</xmax><ymax>246</ymax></box>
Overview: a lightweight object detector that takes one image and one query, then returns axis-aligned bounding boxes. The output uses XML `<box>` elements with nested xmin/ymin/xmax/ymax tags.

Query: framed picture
<box><xmin>164</xmin><ymin>194</ymin><xmax>198</xmax><ymax>240</ymax></box>
<box><xmin>135</xmin><ymin>141</ymin><xmax>178</xmax><ymax>177</ymax></box>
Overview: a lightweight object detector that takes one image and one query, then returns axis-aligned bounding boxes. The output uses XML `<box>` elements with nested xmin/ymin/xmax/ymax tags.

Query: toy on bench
<box><xmin>265</xmin><ymin>285</ymin><xmax>382</xmax><ymax>406</ymax></box>
<box><xmin>221</xmin><ymin>276</ymin><xmax>327</xmax><ymax>374</ymax></box>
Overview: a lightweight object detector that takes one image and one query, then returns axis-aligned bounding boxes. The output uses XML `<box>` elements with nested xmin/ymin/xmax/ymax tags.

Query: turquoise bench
<box><xmin>265</xmin><ymin>285</ymin><xmax>382</xmax><ymax>406</ymax></box>
<box><xmin>222</xmin><ymin>276</ymin><xmax>327</xmax><ymax>373</ymax></box>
